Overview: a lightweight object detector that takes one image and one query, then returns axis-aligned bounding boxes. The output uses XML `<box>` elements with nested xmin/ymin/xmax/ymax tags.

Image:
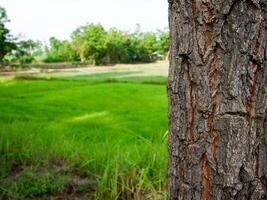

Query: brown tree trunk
<box><xmin>167</xmin><ymin>0</ymin><xmax>267</xmax><ymax>199</ymax></box>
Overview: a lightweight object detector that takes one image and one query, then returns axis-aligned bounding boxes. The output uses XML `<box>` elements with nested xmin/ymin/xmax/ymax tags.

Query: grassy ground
<box><xmin>0</xmin><ymin>63</ymin><xmax>168</xmax><ymax>199</ymax></box>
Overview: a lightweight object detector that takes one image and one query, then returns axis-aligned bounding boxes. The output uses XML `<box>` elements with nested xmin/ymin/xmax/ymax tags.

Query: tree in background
<box><xmin>12</xmin><ymin>40</ymin><xmax>41</xmax><ymax>64</ymax></box>
<box><xmin>106</xmin><ymin>28</ymin><xmax>131</xmax><ymax>63</ymax></box>
<box><xmin>0</xmin><ymin>6</ymin><xmax>15</xmax><ymax>62</ymax></box>
<box><xmin>71</xmin><ymin>24</ymin><xmax>107</xmax><ymax>65</ymax></box>
<box><xmin>44</xmin><ymin>37</ymin><xmax>78</xmax><ymax>63</ymax></box>
<box><xmin>70</xmin><ymin>23</ymin><xmax>169</xmax><ymax>65</ymax></box>
<box><xmin>168</xmin><ymin>0</ymin><xmax>266</xmax><ymax>199</ymax></box>
<box><xmin>0</xmin><ymin>5</ymin><xmax>169</xmax><ymax>66</ymax></box>
<box><xmin>142</xmin><ymin>32</ymin><xmax>158</xmax><ymax>55</ymax></box>
<box><xmin>134</xmin><ymin>32</ymin><xmax>158</xmax><ymax>62</ymax></box>
<box><xmin>157</xmin><ymin>30</ymin><xmax>169</xmax><ymax>59</ymax></box>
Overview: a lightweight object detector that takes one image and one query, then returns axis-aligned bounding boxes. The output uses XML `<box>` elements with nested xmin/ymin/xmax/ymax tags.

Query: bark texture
<box><xmin>167</xmin><ymin>0</ymin><xmax>267</xmax><ymax>199</ymax></box>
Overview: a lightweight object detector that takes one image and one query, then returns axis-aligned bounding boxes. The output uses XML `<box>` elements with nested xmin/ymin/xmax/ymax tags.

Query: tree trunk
<box><xmin>167</xmin><ymin>0</ymin><xmax>267</xmax><ymax>199</ymax></box>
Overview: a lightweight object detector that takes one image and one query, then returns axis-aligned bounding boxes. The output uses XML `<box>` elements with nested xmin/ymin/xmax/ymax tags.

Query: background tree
<box><xmin>0</xmin><ymin>6</ymin><xmax>170</xmax><ymax>66</ymax></box>
<box><xmin>12</xmin><ymin>40</ymin><xmax>39</xmax><ymax>63</ymax></box>
<box><xmin>136</xmin><ymin>32</ymin><xmax>159</xmax><ymax>62</ymax></box>
<box><xmin>168</xmin><ymin>0</ymin><xmax>266</xmax><ymax>199</ymax></box>
<box><xmin>142</xmin><ymin>32</ymin><xmax>158</xmax><ymax>55</ymax></box>
<box><xmin>157</xmin><ymin>30</ymin><xmax>169</xmax><ymax>59</ymax></box>
<box><xmin>71</xmin><ymin>24</ymin><xmax>107</xmax><ymax>65</ymax></box>
<box><xmin>106</xmin><ymin>28</ymin><xmax>131</xmax><ymax>63</ymax></box>
<box><xmin>0</xmin><ymin>6</ymin><xmax>15</xmax><ymax>62</ymax></box>
<box><xmin>45</xmin><ymin>37</ymin><xmax>78</xmax><ymax>63</ymax></box>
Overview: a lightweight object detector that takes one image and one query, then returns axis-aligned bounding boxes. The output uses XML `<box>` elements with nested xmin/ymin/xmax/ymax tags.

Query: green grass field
<box><xmin>0</xmin><ymin>65</ymin><xmax>168</xmax><ymax>199</ymax></box>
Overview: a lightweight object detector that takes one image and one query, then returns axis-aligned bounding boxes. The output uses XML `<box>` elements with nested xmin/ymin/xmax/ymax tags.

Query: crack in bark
<box><xmin>189</xmin><ymin>76</ymin><xmax>197</xmax><ymax>143</ymax></box>
<box><xmin>246</xmin><ymin>0</ymin><xmax>261</xmax><ymax>9</ymax></box>
<box><xmin>246</xmin><ymin>63</ymin><xmax>261</xmax><ymax>121</ymax></box>
<box><xmin>201</xmin><ymin>153</ymin><xmax>211</xmax><ymax>200</ymax></box>
<box><xmin>224</xmin><ymin>0</ymin><xmax>243</xmax><ymax>16</ymax></box>
<box><xmin>220</xmin><ymin>111</ymin><xmax>247</xmax><ymax>117</ymax></box>
<box><xmin>192</xmin><ymin>0</ymin><xmax>204</xmax><ymax>64</ymax></box>
<box><xmin>246</xmin><ymin>23</ymin><xmax>262</xmax><ymax>122</ymax></box>
<box><xmin>190</xmin><ymin>81</ymin><xmax>197</xmax><ymax>143</ymax></box>
<box><xmin>253</xmin><ymin>25</ymin><xmax>262</xmax><ymax>58</ymax></box>
<box><xmin>192</xmin><ymin>0</ymin><xmax>196</xmax><ymax>17</ymax></box>
<box><xmin>184</xmin><ymin>57</ymin><xmax>197</xmax><ymax>143</ymax></box>
<box><xmin>208</xmin><ymin>54</ymin><xmax>220</xmax><ymax>159</ymax></box>
<box><xmin>203</xmin><ymin>1</ymin><xmax>214</xmax><ymax>53</ymax></box>
<box><xmin>255</xmin><ymin>145</ymin><xmax>260</xmax><ymax>177</ymax></box>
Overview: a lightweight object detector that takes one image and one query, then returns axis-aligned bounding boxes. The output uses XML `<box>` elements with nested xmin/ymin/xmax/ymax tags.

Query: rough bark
<box><xmin>167</xmin><ymin>0</ymin><xmax>267</xmax><ymax>199</ymax></box>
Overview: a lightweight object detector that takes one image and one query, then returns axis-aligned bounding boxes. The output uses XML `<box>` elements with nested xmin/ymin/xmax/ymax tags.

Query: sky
<box><xmin>1</xmin><ymin>0</ymin><xmax>168</xmax><ymax>42</ymax></box>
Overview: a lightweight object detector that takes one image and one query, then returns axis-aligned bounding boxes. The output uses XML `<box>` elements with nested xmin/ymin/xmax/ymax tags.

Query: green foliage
<box><xmin>71</xmin><ymin>23</ymin><xmax>107</xmax><ymax>64</ymax></box>
<box><xmin>132</xmin><ymin>32</ymin><xmax>158</xmax><ymax>62</ymax></box>
<box><xmin>105</xmin><ymin>28</ymin><xmax>131</xmax><ymax>63</ymax></box>
<box><xmin>44</xmin><ymin>37</ymin><xmax>78</xmax><ymax>63</ymax></box>
<box><xmin>11</xmin><ymin>40</ymin><xmax>43</xmax><ymax>64</ymax></box>
<box><xmin>157</xmin><ymin>30</ymin><xmax>169</xmax><ymax>56</ymax></box>
<box><xmin>105</xmin><ymin>29</ymin><xmax>169</xmax><ymax>64</ymax></box>
<box><xmin>44</xmin><ymin>24</ymin><xmax>169</xmax><ymax>65</ymax></box>
<box><xmin>142</xmin><ymin>32</ymin><xmax>159</xmax><ymax>54</ymax></box>
<box><xmin>0</xmin><ymin>4</ymin><xmax>169</xmax><ymax>66</ymax></box>
<box><xmin>0</xmin><ymin>6</ymin><xmax>15</xmax><ymax>62</ymax></box>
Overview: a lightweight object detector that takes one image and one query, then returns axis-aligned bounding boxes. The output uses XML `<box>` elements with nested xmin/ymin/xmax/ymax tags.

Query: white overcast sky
<box><xmin>1</xmin><ymin>0</ymin><xmax>168</xmax><ymax>42</ymax></box>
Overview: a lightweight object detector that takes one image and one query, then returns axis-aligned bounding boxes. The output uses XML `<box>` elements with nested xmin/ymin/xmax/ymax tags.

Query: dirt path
<box><xmin>0</xmin><ymin>61</ymin><xmax>169</xmax><ymax>79</ymax></box>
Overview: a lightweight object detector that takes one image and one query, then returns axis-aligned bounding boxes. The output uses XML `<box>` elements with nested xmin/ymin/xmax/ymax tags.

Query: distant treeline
<box><xmin>0</xmin><ymin>6</ymin><xmax>169</xmax><ymax>66</ymax></box>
